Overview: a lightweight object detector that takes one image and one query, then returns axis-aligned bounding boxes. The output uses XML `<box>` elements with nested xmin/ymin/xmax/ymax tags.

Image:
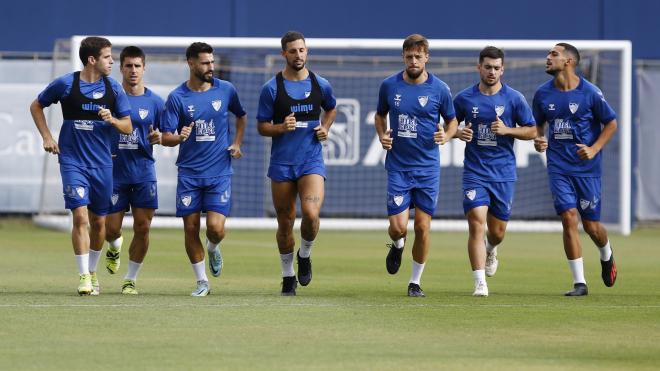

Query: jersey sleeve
<box><xmin>153</xmin><ymin>94</ymin><xmax>166</xmax><ymax>131</ymax></box>
<box><xmin>438</xmin><ymin>82</ymin><xmax>456</xmax><ymax>121</ymax></box>
<box><xmin>228</xmin><ymin>84</ymin><xmax>247</xmax><ymax>117</ymax></box>
<box><xmin>111</xmin><ymin>80</ymin><xmax>132</xmax><ymax>118</ymax></box>
<box><xmin>256</xmin><ymin>82</ymin><xmax>276</xmax><ymax>122</ymax></box>
<box><xmin>514</xmin><ymin>91</ymin><xmax>536</xmax><ymax>127</ymax></box>
<box><xmin>37</xmin><ymin>75</ymin><xmax>71</xmax><ymax>107</ymax></box>
<box><xmin>376</xmin><ymin>81</ymin><xmax>389</xmax><ymax>116</ymax></box>
<box><xmin>591</xmin><ymin>87</ymin><xmax>616</xmax><ymax>124</ymax></box>
<box><xmin>318</xmin><ymin>76</ymin><xmax>337</xmax><ymax>111</ymax></box>
<box><xmin>453</xmin><ymin>95</ymin><xmax>465</xmax><ymax>123</ymax></box>
<box><xmin>161</xmin><ymin>93</ymin><xmax>182</xmax><ymax>134</ymax></box>
<box><xmin>532</xmin><ymin>90</ymin><xmax>546</xmax><ymax>127</ymax></box>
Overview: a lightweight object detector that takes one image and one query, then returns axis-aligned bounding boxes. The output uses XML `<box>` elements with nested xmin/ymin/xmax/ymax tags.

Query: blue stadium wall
<box><xmin>1</xmin><ymin>0</ymin><xmax>659</xmax><ymax>59</ymax></box>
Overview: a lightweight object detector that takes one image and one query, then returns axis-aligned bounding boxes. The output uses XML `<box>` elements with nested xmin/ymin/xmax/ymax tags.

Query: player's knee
<box><xmin>72</xmin><ymin>214</ymin><xmax>89</xmax><ymax>230</ymax></box>
<box><xmin>89</xmin><ymin>217</ymin><xmax>105</xmax><ymax>232</ymax></box>
<box><xmin>389</xmin><ymin>223</ymin><xmax>407</xmax><ymax>239</ymax></box>
<box><xmin>582</xmin><ymin>220</ymin><xmax>601</xmax><ymax>238</ymax></box>
<box><xmin>490</xmin><ymin>226</ymin><xmax>506</xmax><ymax>243</ymax></box>
<box><xmin>560</xmin><ymin>209</ymin><xmax>579</xmax><ymax>228</ymax></box>
<box><xmin>133</xmin><ymin>219</ymin><xmax>151</xmax><ymax>236</ymax></box>
<box><xmin>207</xmin><ymin>224</ymin><xmax>225</xmax><ymax>242</ymax></box>
<box><xmin>468</xmin><ymin>218</ymin><xmax>485</xmax><ymax>235</ymax></box>
<box><xmin>413</xmin><ymin>221</ymin><xmax>430</xmax><ymax>237</ymax></box>
<box><xmin>105</xmin><ymin>228</ymin><xmax>121</xmax><ymax>242</ymax></box>
<box><xmin>183</xmin><ymin>220</ymin><xmax>200</xmax><ymax>236</ymax></box>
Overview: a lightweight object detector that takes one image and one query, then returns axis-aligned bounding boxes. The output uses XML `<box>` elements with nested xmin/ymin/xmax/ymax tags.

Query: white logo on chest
<box><xmin>569</xmin><ymin>102</ymin><xmax>579</xmax><ymax>114</ymax></box>
<box><xmin>212</xmin><ymin>100</ymin><xmax>222</xmax><ymax>111</ymax></box>
<box><xmin>418</xmin><ymin>96</ymin><xmax>428</xmax><ymax>107</ymax></box>
<box><xmin>138</xmin><ymin>108</ymin><xmax>149</xmax><ymax>120</ymax></box>
<box><xmin>495</xmin><ymin>105</ymin><xmax>505</xmax><ymax>116</ymax></box>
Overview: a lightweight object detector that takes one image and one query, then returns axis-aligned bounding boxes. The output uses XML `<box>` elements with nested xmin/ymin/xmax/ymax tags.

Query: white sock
<box><xmin>75</xmin><ymin>253</ymin><xmax>90</xmax><ymax>275</ymax></box>
<box><xmin>207</xmin><ymin>239</ymin><xmax>219</xmax><ymax>254</ymax></box>
<box><xmin>409</xmin><ymin>260</ymin><xmax>425</xmax><ymax>285</ymax></box>
<box><xmin>472</xmin><ymin>269</ymin><xmax>486</xmax><ymax>285</ymax></box>
<box><xmin>191</xmin><ymin>260</ymin><xmax>208</xmax><ymax>282</ymax></box>
<box><xmin>299</xmin><ymin>238</ymin><xmax>313</xmax><ymax>258</ymax></box>
<box><xmin>599</xmin><ymin>240</ymin><xmax>612</xmax><ymax>261</ymax></box>
<box><xmin>392</xmin><ymin>237</ymin><xmax>404</xmax><ymax>249</ymax></box>
<box><xmin>88</xmin><ymin>249</ymin><xmax>103</xmax><ymax>273</ymax></box>
<box><xmin>568</xmin><ymin>257</ymin><xmax>586</xmax><ymax>284</ymax></box>
<box><xmin>109</xmin><ymin>236</ymin><xmax>123</xmax><ymax>251</ymax></box>
<box><xmin>124</xmin><ymin>260</ymin><xmax>142</xmax><ymax>281</ymax></box>
<box><xmin>485</xmin><ymin>239</ymin><xmax>497</xmax><ymax>254</ymax></box>
<box><xmin>280</xmin><ymin>252</ymin><xmax>295</xmax><ymax>277</ymax></box>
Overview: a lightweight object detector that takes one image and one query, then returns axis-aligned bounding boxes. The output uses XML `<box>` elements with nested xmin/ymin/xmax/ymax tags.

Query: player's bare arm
<box><xmin>314</xmin><ymin>107</ymin><xmax>337</xmax><ymax>141</ymax></box>
<box><xmin>99</xmin><ymin>108</ymin><xmax>132</xmax><ymax>134</ymax></box>
<box><xmin>29</xmin><ymin>99</ymin><xmax>60</xmax><ymax>154</ymax></box>
<box><xmin>439</xmin><ymin>117</ymin><xmax>458</xmax><ymax>145</ymax></box>
<box><xmin>534</xmin><ymin>122</ymin><xmax>548</xmax><ymax>152</ymax></box>
<box><xmin>161</xmin><ymin>122</ymin><xmax>194</xmax><ymax>146</ymax></box>
<box><xmin>147</xmin><ymin>125</ymin><xmax>162</xmax><ymax>145</ymax></box>
<box><xmin>576</xmin><ymin>119</ymin><xmax>617</xmax><ymax>160</ymax></box>
<box><xmin>491</xmin><ymin>117</ymin><xmax>537</xmax><ymax>140</ymax></box>
<box><xmin>228</xmin><ymin>114</ymin><xmax>247</xmax><ymax>159</ymax></box>
<box><xmin>374</xmin><ymin>112</ymin><xmax>392</xmax><ymax>150</ymax></box>
<box><xmin>456</xmin><ymin>122</ymin><xmax>473</xmax><ymax>142</ymax></box>
<box><xmin>257</xmin><ymin>112</ymin><xmax>297</xmax><ymax>137</ymax></box>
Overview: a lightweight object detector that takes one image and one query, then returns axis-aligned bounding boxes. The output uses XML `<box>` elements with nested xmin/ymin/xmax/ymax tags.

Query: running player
<box><xmin>161</xmin><ymin>42</ymin><xmax>247</xmax><ymax>296</ymax></box>
<box><xmin>257</xmin><ymin>31</ymin><xmax>337</xmax><ymax>296</ymax></box>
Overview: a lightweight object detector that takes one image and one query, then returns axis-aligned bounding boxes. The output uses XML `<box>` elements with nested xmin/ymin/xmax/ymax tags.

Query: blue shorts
<box><xmin>386</xmin><ymin>170</ymin><xmax>439</xmax><ymax>216</ymax></box>
<box><xmin>60</xmin><ymin>164</ymin><xmax>112</xmax><ymax>216</ymax></box>
<box><xmin>549</xmin><ymin>173</ymin><xmax>601</xmax><ymax>221</ymax></box>
<box><xmin>267</xmin><ymin>159</ymin><xmax>326</xmax><ymax>182</ymax></box>
<box><xmin>109</xmin><ymin>181</ymin><xmax>158</xmax><ymax>214</ymax></box>
<box><xmin>176</xmin><ymin>175</ymin><xmax>231</xmax><ymax>217</ymax></box>
<box><xmin>462</xmin><ymin>180</ymin><xmax>514</xmax><ymax>221</ymax></box>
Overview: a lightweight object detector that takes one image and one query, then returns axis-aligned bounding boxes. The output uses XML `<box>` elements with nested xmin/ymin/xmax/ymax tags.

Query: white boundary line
<box><xmin>1</xmin><ymin>303</ymin><xmax>658</xmax><ymax>309</ymax></box>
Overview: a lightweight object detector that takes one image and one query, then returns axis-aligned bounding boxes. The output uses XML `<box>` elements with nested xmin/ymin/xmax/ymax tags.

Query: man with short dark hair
<box><xmin>161</xmin><ymin>42</ymin><xmax>247</xmax><ymax>296</ymax></box>
<box><xmin>257</xmin><ymin>31</ymin><xmax>337</xmax><ymax>296</ymax></box>
<box><xmin>375</xmin><ymin>34</ymin><xmax>458</xmax><ymax>297</ymax></box>
<box><xmin>533</xmin><ymin>43</ymin><xmax>618</xmax><ymax>296</ymax></box>
<box><xmin>30</xmin><ymin>36</ymin><xmax>133</xmax><ymax>295</ymax></box>
<box><xmin>104</xmin><ymin>46</ymin><xmax>164</xmax><ymax>295</ymax></box>
<box><xmin>453</xmin><ymin>46</ymin><xmax>536</xmax><ymax>297</ymax></box>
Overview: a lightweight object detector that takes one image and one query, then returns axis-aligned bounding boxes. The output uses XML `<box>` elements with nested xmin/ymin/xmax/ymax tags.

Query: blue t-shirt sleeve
<box><xmin>532</xmin><ymin>90</ymin><xmax>545</xmax><ymax>126</ymax></box>
<box><xmin>318</xmin><ymin>77</ymin><xmax>337</xmax><ymax>111</ymax></box>
<box><xmin>161</xmin><ymin>94</ymin><xmax>182</xmax><ymax>134</ymax></box>
<box><xmin>153</xmin><ymin>95</ymin><xmax>165</xmax><ymax>131</ymax></box>
<box><xmin>376</xmin><ymin>81</ymin><xmax>389</xmax><ymax>116</ymax></box>
<box><xmin>591</xmin><ymin>88</ymin><xmax>616</xmax><ymax>124</ymax></box>
<box><xmin>438</xmin><ymin>82</ymin><xmax>456</xmax><ymax>121</ymax></box>
<box><xmin>256</xmin><ymin>83</ymin><xmax>276</xmax><ymax>122</ymax></box>
<box><xmin>514</xmin><ymin>92</ymin><xmax>535</xmax><ymax>127</ymax></box>
<box><xmin>453</xmin><ymin>95</ymin><xmax>465</xmax><ymax>123</ymax></box>
<box><xmin>228</xmin><ymin>85</ymin><xmax>246</xmax><ymax>117</ymax></box>
<box><xmin>37</xmin><ymin>75</ymin><xmax>71</xmax><ymax>107</ymax></box>
<box><xmin>111</xmin><ymin>80</ymin><xmax>131</xmax><ymax>118</ymax></box>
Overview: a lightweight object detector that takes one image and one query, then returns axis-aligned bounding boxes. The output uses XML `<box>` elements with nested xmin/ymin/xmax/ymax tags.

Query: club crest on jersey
<box><xmin>466</xmin><ymin>189</ymin><xmax>476</xmax><ymax>201</ymax></box>
<box><xmin>92</xmin><ymin>91</ymin><xmax>104</xmax><ymax>99</ymax></box>
<box><xmin>548</xmin><ymin>103</ymin><xmax>555</xmax><ymax>111</ymax></box>
<box><xmin>394</xmin><ymin>94</ymin><xmax>402</xmax><ymax>107</ymax></box>
<box><xmin>181</xmin><ymin>195</ymin><xmax>192</xmax><ymax>207</ymax></box>
<box><xmin>212</xmin><ymin>100</ymin><xmax>222</xmax><ymax>111</ymax></box>
<box><xmin>393</xmin><ymin>195</ymin><xmax>404</xmax><ymax>206</ymax></box>
<box><xmin>304</xmin><ymin>91</ymin><xmax>311</xmax><ymax>98</ymax></box>
<box><xmin>495</xmin><ymin>105</ymin><xmax>505</xmax><ymax>116</ymax></box>
<box><xmin>111</xmin><ymin>193</ymin><xmax>119</xmax><ymax>205</ymax></box>
<box><xmin>580</xmin><ymin>198</ymin><xmax>590</xmax><ymax>210</ymax></box>
<box><xmin>418</xmin><ymin>96</ymin><xmax>428</xmax><ymax>107</ymax></box>
<box><xmin>76</xmin><ymin>187</ymin><xmax>85</xmax><ymax>198</ymax></box>
<box><xmin>187</xmin><ymin>105</ymin><xmax>195</xmax><ymax>118</ymax></box>
<box><xmin>139</xmin><ymin>108</ymin><xmax>149</xmax><ymax>120</ymax></box>
<box><xmin>569</xmin><ymin>102</ymin><xmax>579</xmax><ymax>114</ymax></box>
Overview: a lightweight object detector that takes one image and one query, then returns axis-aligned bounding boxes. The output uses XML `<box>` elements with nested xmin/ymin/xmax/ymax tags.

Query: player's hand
<box><xmin>534</xmin><ymin>136</ymin><xmax>548</xmax><ymax>153</ymax></box>
<box><xmin>98</xmin><ymin>108</ymin><xmax>114</xmax><ymax>124</ymax></box>
<box><xmin>459</xmin><ymin>123</ymin><xmax>473</xmax><ymax>142</ymax></box>
<box><xmin>148</xmin><ymin>125</ymin><xmax>162</xmax><ymax>145</ymax></box>
<box><xmin>228</xmin><ymin>144</ymin><xmax>242</xmax><ymax>159</ymax></box>
<box><xmin>314</xmin><ymin>124</ymin><xmax>328</xmax><ymax>141</ymax></box>
<box><xmin>434</xmin><ymin>123</ymin><xmax>448</xmax><ymax>145</ymax></box>
<box><xmin>576</xmin><ymin>143</ymin><xmax>598</xmax><ymax>160</ymax></box>
<box><xmin>491</xmin><ymin>116</ymin><xmax>509</xmax><ymax>136</ymax></box>
<box><xmin>380</xmin><ymin>129</ymin><xmax>393</xmax><ymax>150</ymax></box>
<box><xmin>282</xmin><ymin>112</ymin><xmax>296</xmax><ymax>132</ymax></box>
<box><xmin>180</xmin><ymin>122</ymin><xmax>194</xmax><ymax>142</ymax></box>
<box><xmin>42</xmin><ymin>137</ymin><xmax>60</xmax><ymax>155</ymax></box>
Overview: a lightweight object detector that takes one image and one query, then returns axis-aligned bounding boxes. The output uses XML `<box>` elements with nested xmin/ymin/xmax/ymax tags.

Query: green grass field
<box><xmin>1</xmin><ymin>218</ymin><xmax>659</xmax><ymax>370</ymax></box>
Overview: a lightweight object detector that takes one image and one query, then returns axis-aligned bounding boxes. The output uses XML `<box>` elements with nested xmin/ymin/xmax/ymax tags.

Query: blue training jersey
<box><xmin>454</xmin><ymin>83</ymin><xmax>535</xmax><ymax>182</ymax></box>
<box><xmin>377</xmin><ymin>72</ymin><xmax>456</xmax><ymax>171</ymax></box>
<box><xmin>532</xmin><ymin>77</ymin><xmax>616</xmax><ymax>177</ymax></box>
<box><xmin>256</xmin><ymin>74</ymin><xmax>336</xmax><ymax>165</ymax></box>
<box><xmin>112</xmin><ymin>88</ymin><xmax>165</xmax><ymax>184</ymax></box>
<box><xmin>161</xmin><ymin>78</ymin><xmax>246</xmax><ymax>177</ymax></box>
<box><xmin>37</xmin><ymin>72</ymin><xmax>131</xmax><ymax>168</ymax></box>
